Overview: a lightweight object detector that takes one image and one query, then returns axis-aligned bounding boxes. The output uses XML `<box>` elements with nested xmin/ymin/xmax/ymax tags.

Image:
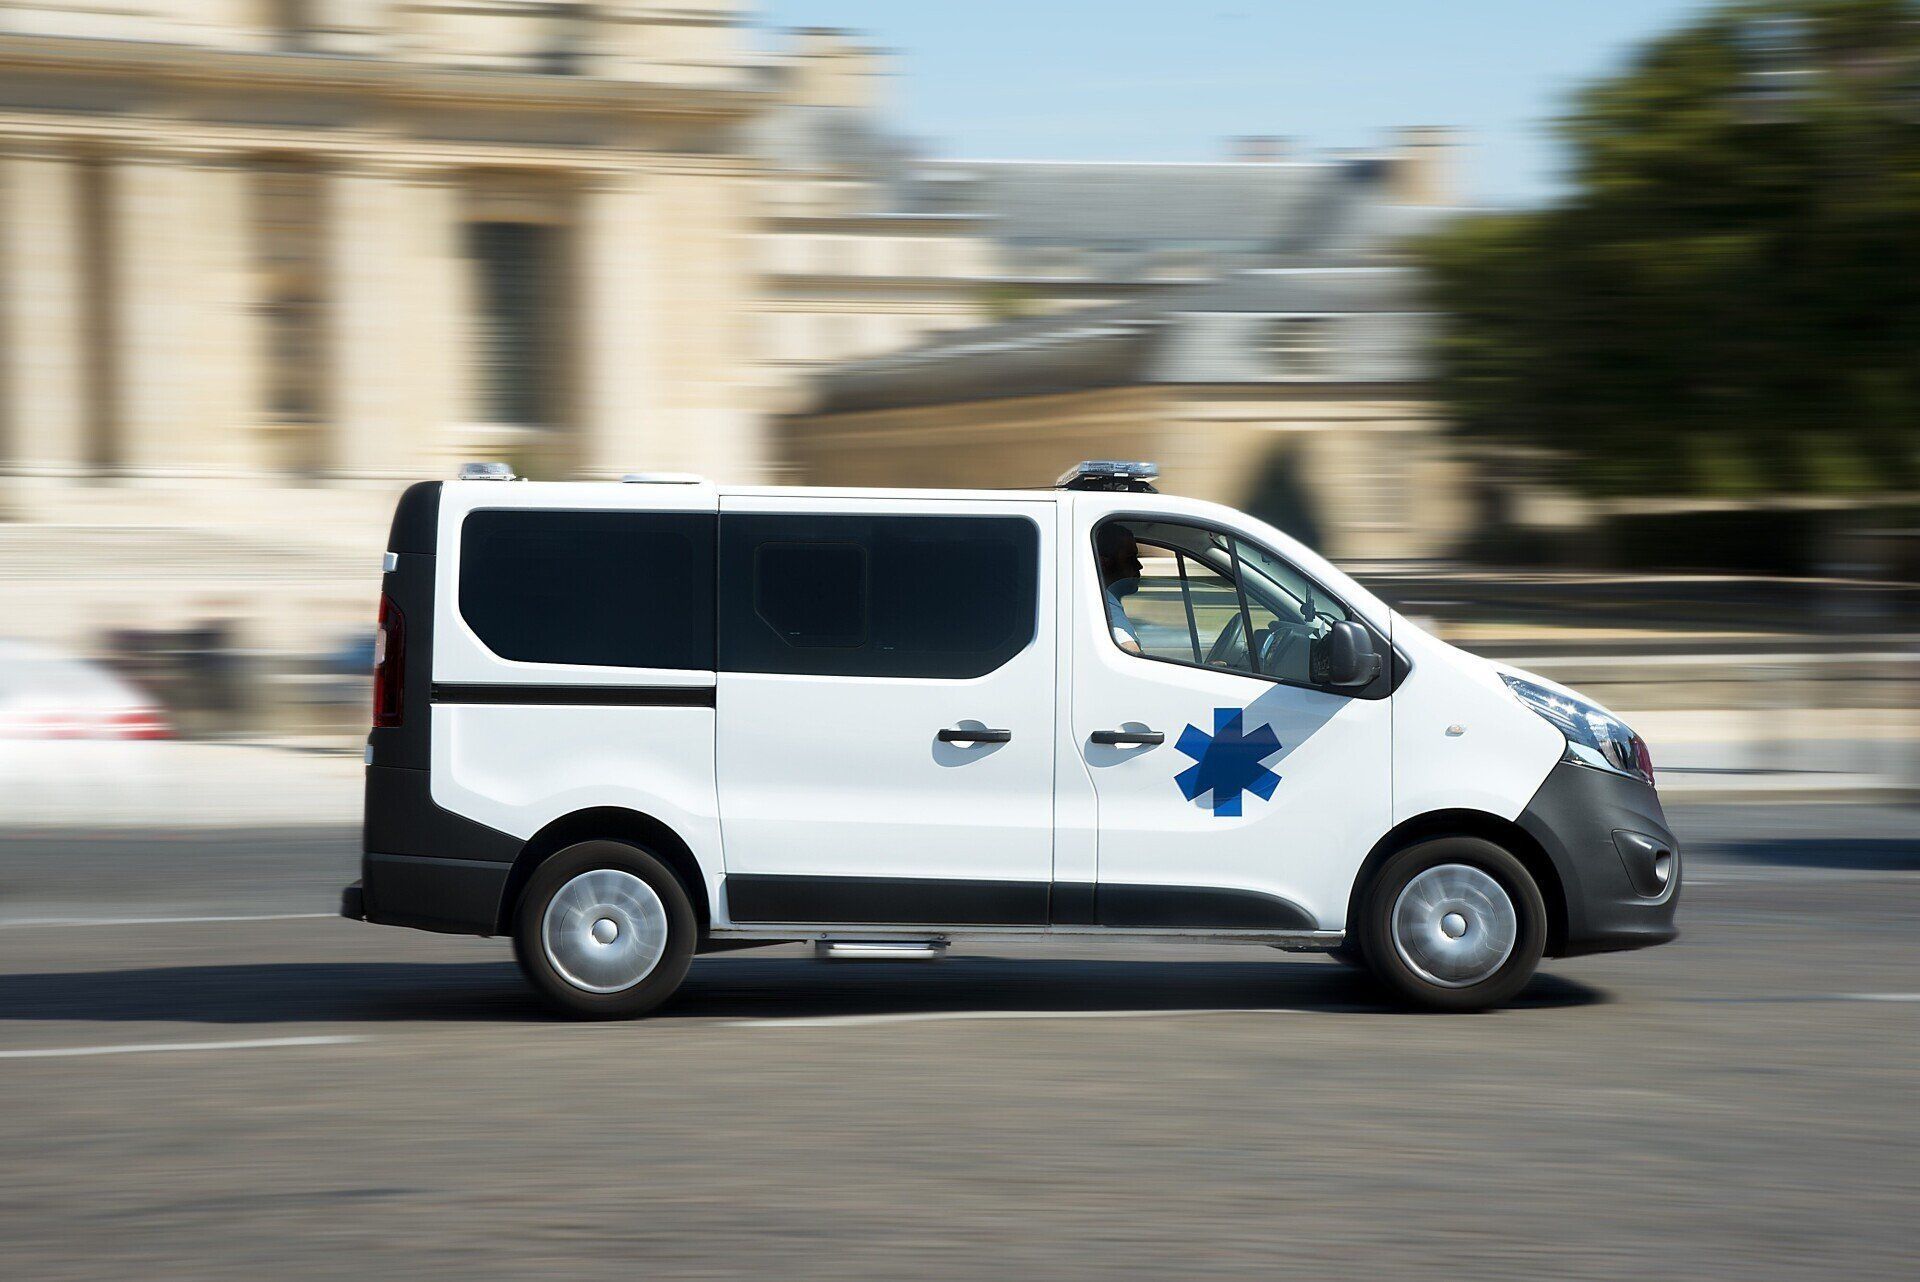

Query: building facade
<box><xmin>784</xmin><ymin>268</ymin><xmax>1469</xmax><ymax>563</ymax></box>
<box><xmin>746</xmin><ymin>34</ymin><xmax>1463</xmax><ymax>407</ymax></box>
<box><xmin>1</xmin><ymin>0</ymin><xmax>768</xmax><ymax>528</ymax></box>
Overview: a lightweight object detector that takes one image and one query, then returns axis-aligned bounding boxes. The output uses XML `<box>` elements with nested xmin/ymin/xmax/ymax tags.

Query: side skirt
<box><xmin>724</xmin><ymin>874</ymin><xmax>1320</xmax><ymax>935</ymax></box>
<box><xmin>706</xmin><ymin>924</ymin><xmax>1345</xmax><ymax>952</ymax></box>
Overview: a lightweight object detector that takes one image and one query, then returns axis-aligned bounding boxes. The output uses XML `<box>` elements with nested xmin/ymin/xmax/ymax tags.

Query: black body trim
<box><xmin>363</xmin><ymin>764</ymin><xmax>524</xmax><ymax>865</ymax></box>
<box><xmin>725</xmin><ymin>874</ymin><xmax>1316</xmax><ymax>932</ymax></box>
<box><xmin>1096</xmin><ymin>882</ymin><xmax>1317</xmax><ymax>931</ymax></box>
<box><xmin>1517</xmin><ymin>760</ymin><xmax>1680</xmax><ymax>957</ymax></box>
<box><xmin>727</xmin><ymin>874</ymin><xmax>1050</xmax><ymax>926</ymax></box>
<box><xmin>387</xmin><ymin>481</ymin><xmax>442</xmax><ymax>556</ymax></box>
<box><xmin>431</xmin><ymin>683</ymin><xmax>716</xmax><ymax>707</ymax></box>
<box><xmin>1049</xmin><ymin>880</ymin><xmax>1098</xmax><ymax>926</ymax></box>
<box><xmin>355</xmin><ymin>852</ymin><xmax>512</xmax><ymax>936</ymax></box>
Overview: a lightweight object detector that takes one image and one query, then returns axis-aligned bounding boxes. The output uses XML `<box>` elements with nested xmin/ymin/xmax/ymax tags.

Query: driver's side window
<box><xmin>1095</xmin><ymin>517</ymin><xmax>1352</xmax><ymax>686</ymax></box>
<box><xmin>1120</xmin><ymin>541</ymin><xmax>1247</xmax><ymax>670</ymax></box>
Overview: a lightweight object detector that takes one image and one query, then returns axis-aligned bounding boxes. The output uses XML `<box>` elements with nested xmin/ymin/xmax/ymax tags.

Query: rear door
<box><xmin>715</xmin><ymin>495</ymin><xmax>1057</xmax><ymax>926</ymax></box>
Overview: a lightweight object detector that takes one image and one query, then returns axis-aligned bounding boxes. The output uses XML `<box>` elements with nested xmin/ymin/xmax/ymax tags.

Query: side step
<box><xmin>813</xmin><ymin>939</ymin><xmax>949</xmax><ymax>962</ymax></box>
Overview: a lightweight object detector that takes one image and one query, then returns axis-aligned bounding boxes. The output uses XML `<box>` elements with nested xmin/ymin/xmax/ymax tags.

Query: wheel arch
<box><xmin>1347</xmin><ymin>809</ymin><xmax>1568</xmax><ymax>956</ymax></box>
<box><xmin>496</xmin><ymin>807</ymin><xmax>713</xmax><ymax>942</ymax></box>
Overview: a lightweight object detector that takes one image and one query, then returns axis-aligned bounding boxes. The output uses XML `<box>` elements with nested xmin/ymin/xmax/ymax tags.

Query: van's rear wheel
<box><xmin>1358</xmin><ymin>837</ymin><xmax>1545</xmax><ymax>1011</ymax></box>
<box><xmin>513</xmin><ymin>841</ymin><xmax>696</xmax><ymax>1019</ymax></box>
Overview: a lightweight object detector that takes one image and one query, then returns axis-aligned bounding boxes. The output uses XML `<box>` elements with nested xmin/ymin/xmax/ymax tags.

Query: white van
<box><xmin>342</xmin><ymin>461</ymin><xmax>1678</xmax><ymax>1016</ymax></box>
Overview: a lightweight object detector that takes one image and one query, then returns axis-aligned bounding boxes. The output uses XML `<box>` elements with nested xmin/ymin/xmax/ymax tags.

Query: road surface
<box><xmin>0</xmin><ymin>803</ymin><xmax>1913</xmax><ymax>1279</ymax></box>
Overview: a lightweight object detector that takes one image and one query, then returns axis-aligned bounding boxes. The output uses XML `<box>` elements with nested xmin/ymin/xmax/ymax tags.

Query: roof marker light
<box><xmin>1056</xmin><ymin>460</ymin><xmax>1160</xmax><ymax>493</ymax></box>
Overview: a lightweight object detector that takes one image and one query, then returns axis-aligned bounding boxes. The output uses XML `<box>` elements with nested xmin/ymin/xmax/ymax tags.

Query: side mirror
<box><xmin>1313</xmin><ymin>620</ymin><xmax>1382</xmax><ymax>689</ymax></box>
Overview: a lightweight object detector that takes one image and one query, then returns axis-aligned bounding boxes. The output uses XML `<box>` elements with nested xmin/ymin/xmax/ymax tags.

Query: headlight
<box><xmin>1500</xmin><ymin>673</ymin><xmax>1654</xmax><ymax>785</ymax></box>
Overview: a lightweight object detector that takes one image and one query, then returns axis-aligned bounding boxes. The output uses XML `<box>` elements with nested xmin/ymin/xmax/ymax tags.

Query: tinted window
<box><xmin>721</xmin><ymin>513</ymin><xmax>1039</xmax><ymax>678</ymax></box>
<box><xmin>459</xmin><ymin>509</ymin><xmax>715</xmax><ymax>669</ymax></box>
<box><xmin>755</xmin><ymin>542</ymin><xmax>867</xmax><ymax>648</ymax></box>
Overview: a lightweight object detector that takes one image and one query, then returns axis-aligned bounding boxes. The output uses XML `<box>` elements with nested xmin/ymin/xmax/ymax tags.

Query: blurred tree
<box><xmin>1420</xmin><ymin>0</ymin><xmax>1920</xmax><ymax>498</ymax></box>
<box><xmin>975</xmin><ymin>281</ymin><xmax>1044</xmax><ymax>321</ymax></box>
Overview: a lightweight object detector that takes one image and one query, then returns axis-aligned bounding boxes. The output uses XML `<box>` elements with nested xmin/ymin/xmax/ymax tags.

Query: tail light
<box><xmin>106</xmin><ymin>708</ymin><xmax>171</xmax><ymax>740</ymax></box>
<box><xmin>373</xmin><ymin>592</ymin><xmax>406</xmax><ymax>728</ymax></box>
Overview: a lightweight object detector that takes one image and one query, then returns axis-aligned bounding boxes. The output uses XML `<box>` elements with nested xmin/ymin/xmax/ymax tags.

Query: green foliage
<box><xmin>975</xmin><ymin>281</ymin><xmax>1043</xmax><ymax>322</ymax></box>
<box><xmin>1418</xmin><ymin>0</ymin><xmax>1920</xmax><ymax>497</ymax></box>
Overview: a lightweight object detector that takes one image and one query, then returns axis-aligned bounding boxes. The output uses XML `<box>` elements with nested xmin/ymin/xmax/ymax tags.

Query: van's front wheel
<box><xmin>1358</xmin><ymin>837</ymin><xmax>1546</xmax><ymax>1012</ymax></box>
<box><xmin>513</xmin><ymin>841</ymin><xmax>696</xmax><ymax>1019</ymax></box>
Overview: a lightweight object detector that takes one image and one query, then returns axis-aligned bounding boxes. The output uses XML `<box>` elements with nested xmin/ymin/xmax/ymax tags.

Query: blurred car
<box><xmin>0</xmin><ymin>639</ymin><xmax>171</xmax><ymax>740</ymax></box>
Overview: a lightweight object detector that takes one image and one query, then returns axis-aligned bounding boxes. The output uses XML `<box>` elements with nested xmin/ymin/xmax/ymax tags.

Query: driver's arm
<box><xmin>1105</xmin><ymin>593</ymin><xmax>1144</xmax><ymax>654</ymax></box>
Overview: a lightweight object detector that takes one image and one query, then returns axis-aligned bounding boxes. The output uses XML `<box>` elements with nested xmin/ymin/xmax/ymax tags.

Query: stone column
<box><xmin>112</xmin><ymin>145</ymin><xmax>262</xmax><ymax>478</ymax></box>
<box><xmin>575</xmin><ymin>167</ymin><xmax>660</xmax><ymax>479</ymax></box>
<box><xmin>0</xmin><ymin>140</ymin><xmax>88</xmax><ymax>483</ymax></box>
<box><xmin>643</xmin><ymin>163</ymin><xmax>762</xmax><ymax>482</ymax></box>
<box><xmin>330</xmin><ymin>160</ymin><xmax>474</xmax><ymax>480</ymax></box>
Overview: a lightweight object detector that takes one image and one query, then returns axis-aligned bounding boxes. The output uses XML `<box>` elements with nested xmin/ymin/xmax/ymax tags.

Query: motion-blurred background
<box><xmin>0</xmin><ymin>7</ymin><xmax>1916</xmax><ymax>1279</ymax></box>
<box><xmin>0</xmin><ymin>0</ymin><xmax>1913</xmax><ymax>808</ymax></box>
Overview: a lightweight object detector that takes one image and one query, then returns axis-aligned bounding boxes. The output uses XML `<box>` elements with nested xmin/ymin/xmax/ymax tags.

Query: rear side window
<box><xmin>459</xmin><ymin>510</ymin><xmax>716</xmax><ymax>669</ymax></box>
<box><xmin>721</xmin><ymin>513</ymin><xmax>1038</xmax><ymax>678</ymax></box>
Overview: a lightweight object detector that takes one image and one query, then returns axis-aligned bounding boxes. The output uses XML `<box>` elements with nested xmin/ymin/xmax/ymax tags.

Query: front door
<box><xmin>716</xmin><ymin>496</ymin><xmax>1057</xmax><ymax>926</ymax></box>
<box><xmin>1069</xmin><ymin>502</ymin><xmax>1391</xmax><ymax>934</ymax></box>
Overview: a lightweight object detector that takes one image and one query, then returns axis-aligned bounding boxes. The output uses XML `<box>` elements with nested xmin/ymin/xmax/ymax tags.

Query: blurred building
<box><xmin>748</xmin><ymin>32</ymin><xmax>1462</xmax><ymax>409</ymax></box>
<box><xmin>785</xmin><ymin>266</ymin><xmax>1466</xmax><ymax>561</ymax></box>
<box><xmin>0</xmin><ymin>0</ymin><xmax>767</xmax><ymax>526</ymax></box>
<box><xmin>746</xmin><ymin>29</ymin><xmax>998</xmax><ymax>413</ymax></box>
<box><xmin>0</xmin><ymin>6</ymin><xmax>1469</xmax><ymax>679</ymax></box>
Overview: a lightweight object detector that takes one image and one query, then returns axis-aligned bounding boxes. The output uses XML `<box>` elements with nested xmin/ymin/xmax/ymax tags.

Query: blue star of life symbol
<box><xmin>1174</xmin><ymin>708</ymin><xmax>1282</xmax><ymax>817</ymax></box>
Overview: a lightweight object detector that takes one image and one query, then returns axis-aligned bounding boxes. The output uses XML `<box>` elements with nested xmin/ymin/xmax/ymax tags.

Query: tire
<box><xmin>512</xmin><ymin>840</ymin><xmax>698</xmax><ymax>1019</ymax></box>
<box><xmin>1326</xmin><ymin>940</ymin><xmax>1367</xmax><ymax>969</ymax></box>
<box><xmin>1357</xmin><ymin>837</ymin><xmax>1546</xmax><ymax>1012</ymax></box>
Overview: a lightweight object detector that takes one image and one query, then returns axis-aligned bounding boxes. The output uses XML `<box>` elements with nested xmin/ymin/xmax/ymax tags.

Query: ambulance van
<box><xmin>342</xmin><ymin>461</ymin><xmax>1678</xmax><ymax>1016</ymax></box>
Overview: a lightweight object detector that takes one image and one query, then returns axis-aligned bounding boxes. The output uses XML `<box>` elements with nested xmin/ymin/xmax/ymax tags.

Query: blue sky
<box><xmin>753</xmin><ymin>1</ymin><xmax>1721</xmax><ymax>205</ymax></box>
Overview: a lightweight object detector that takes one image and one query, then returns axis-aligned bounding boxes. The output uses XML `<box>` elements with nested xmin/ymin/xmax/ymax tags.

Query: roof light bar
<box><xmin>458</xmin><ymin>461</ymin><xmax>517</xmax><ymax>482</ymax></box>
<box><xmin>1056</xmin><ymin>460</ymin><xmax>1160</xmax><ymax>493</ymax></box>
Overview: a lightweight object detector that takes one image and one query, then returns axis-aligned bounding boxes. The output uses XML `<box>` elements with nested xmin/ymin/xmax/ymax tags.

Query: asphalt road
<box><xmin>0</xmin><ymin>804</ymin><xmax>1914</xmax><ymax>1280</ymax></box>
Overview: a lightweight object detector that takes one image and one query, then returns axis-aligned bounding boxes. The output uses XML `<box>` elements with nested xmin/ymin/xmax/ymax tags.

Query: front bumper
<box><xmin>1517</xmin><ymin>760</ymin><xmax>1680</xmax><ymax>957</ymax></box>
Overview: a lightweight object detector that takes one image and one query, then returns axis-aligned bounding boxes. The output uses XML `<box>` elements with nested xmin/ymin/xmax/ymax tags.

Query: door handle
<box><xmin>1091</xmin><ymin>729</ymin><xmax>1164</xmax><ymax>746</ymax></box>
<box><xmin>938</xmin><ymin>727</ymin><xmax>1012</xmax><ymax>745</ymax></box>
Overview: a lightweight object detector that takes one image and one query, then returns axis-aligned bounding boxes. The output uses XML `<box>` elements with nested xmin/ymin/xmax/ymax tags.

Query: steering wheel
<box><xmin>1207</xmin><ymin>613</ymin><xmax>1322</xmax><ymax>674</ymax></box>
<box><xmin>1204</xmin><ymin>613</ymin><xmax>1246</xmax><ymax>667</ymax></box>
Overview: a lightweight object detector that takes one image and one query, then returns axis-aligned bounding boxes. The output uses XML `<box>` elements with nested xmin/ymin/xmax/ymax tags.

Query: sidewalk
<box><xmin>0</xmin><ymin>740</ymin><xmax>363</xmax><ymax>829</ymax></box>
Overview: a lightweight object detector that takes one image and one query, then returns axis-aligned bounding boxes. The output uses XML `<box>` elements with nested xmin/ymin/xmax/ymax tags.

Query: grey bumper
<box><xmin>1517</xmin><ymin>760</ymin><xmax>1680</xmax><ymax>957</ymax></box>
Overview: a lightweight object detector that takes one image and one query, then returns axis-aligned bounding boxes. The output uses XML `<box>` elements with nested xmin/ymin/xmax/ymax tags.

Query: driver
<box><xmin>1096</xmin><ymin>523</ymin><xmax>1145</xmax><ymax>655</ymax></box>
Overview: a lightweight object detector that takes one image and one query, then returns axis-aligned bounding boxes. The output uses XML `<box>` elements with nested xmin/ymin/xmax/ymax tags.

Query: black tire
<box><xmin>512</xmin><ymin>840</ymin><xmax>698</xmax><ymax>1020</ymax></box>
<box><xmin>1326</xmin><ymin>940</ymin><xmax>1367</xmax><ymax>969</ymax></box>
<box><xmin>1357</xmin><ymin>836</ymin><xmax>1546</xmax><ymax>1012</ymax></box>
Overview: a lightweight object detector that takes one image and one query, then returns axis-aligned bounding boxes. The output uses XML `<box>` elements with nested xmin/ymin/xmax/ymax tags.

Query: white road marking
<box><xmin>0</xmin><ymin>912</ymin><xmax>334</xmax><ymax>929</ymax></box>
<box><xmin>1838</xmin><ymin>993</ymin><xmax>1920</xmax><ymax>1003</ymax></box>
<box><xmin>730</xmin><ymin>1007</ymin><xmax>1322</xmax><ymax>1030</ymax></box>
<box><xmin>0</xmin><ymin>1035</ymin><xmax>363</xmax><ymax>1061</ymax></box>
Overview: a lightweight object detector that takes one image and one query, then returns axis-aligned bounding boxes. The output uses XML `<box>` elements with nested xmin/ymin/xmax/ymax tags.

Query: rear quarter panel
<box><xmin>428</xmin><ymin>482</ymin><xmax>725</xmax><ymax>910</ymax></box>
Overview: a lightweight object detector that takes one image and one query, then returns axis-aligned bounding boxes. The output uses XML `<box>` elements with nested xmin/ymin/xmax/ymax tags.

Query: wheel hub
<box><xmin>542</xmin><ymin>870</ymin><xmax>669</xmax><ymax>994</ymax></box>
<box><xmin>1390</xmin><ymin>864</ymin><xmax>1518</xmax><ymax>989</ymax></box>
